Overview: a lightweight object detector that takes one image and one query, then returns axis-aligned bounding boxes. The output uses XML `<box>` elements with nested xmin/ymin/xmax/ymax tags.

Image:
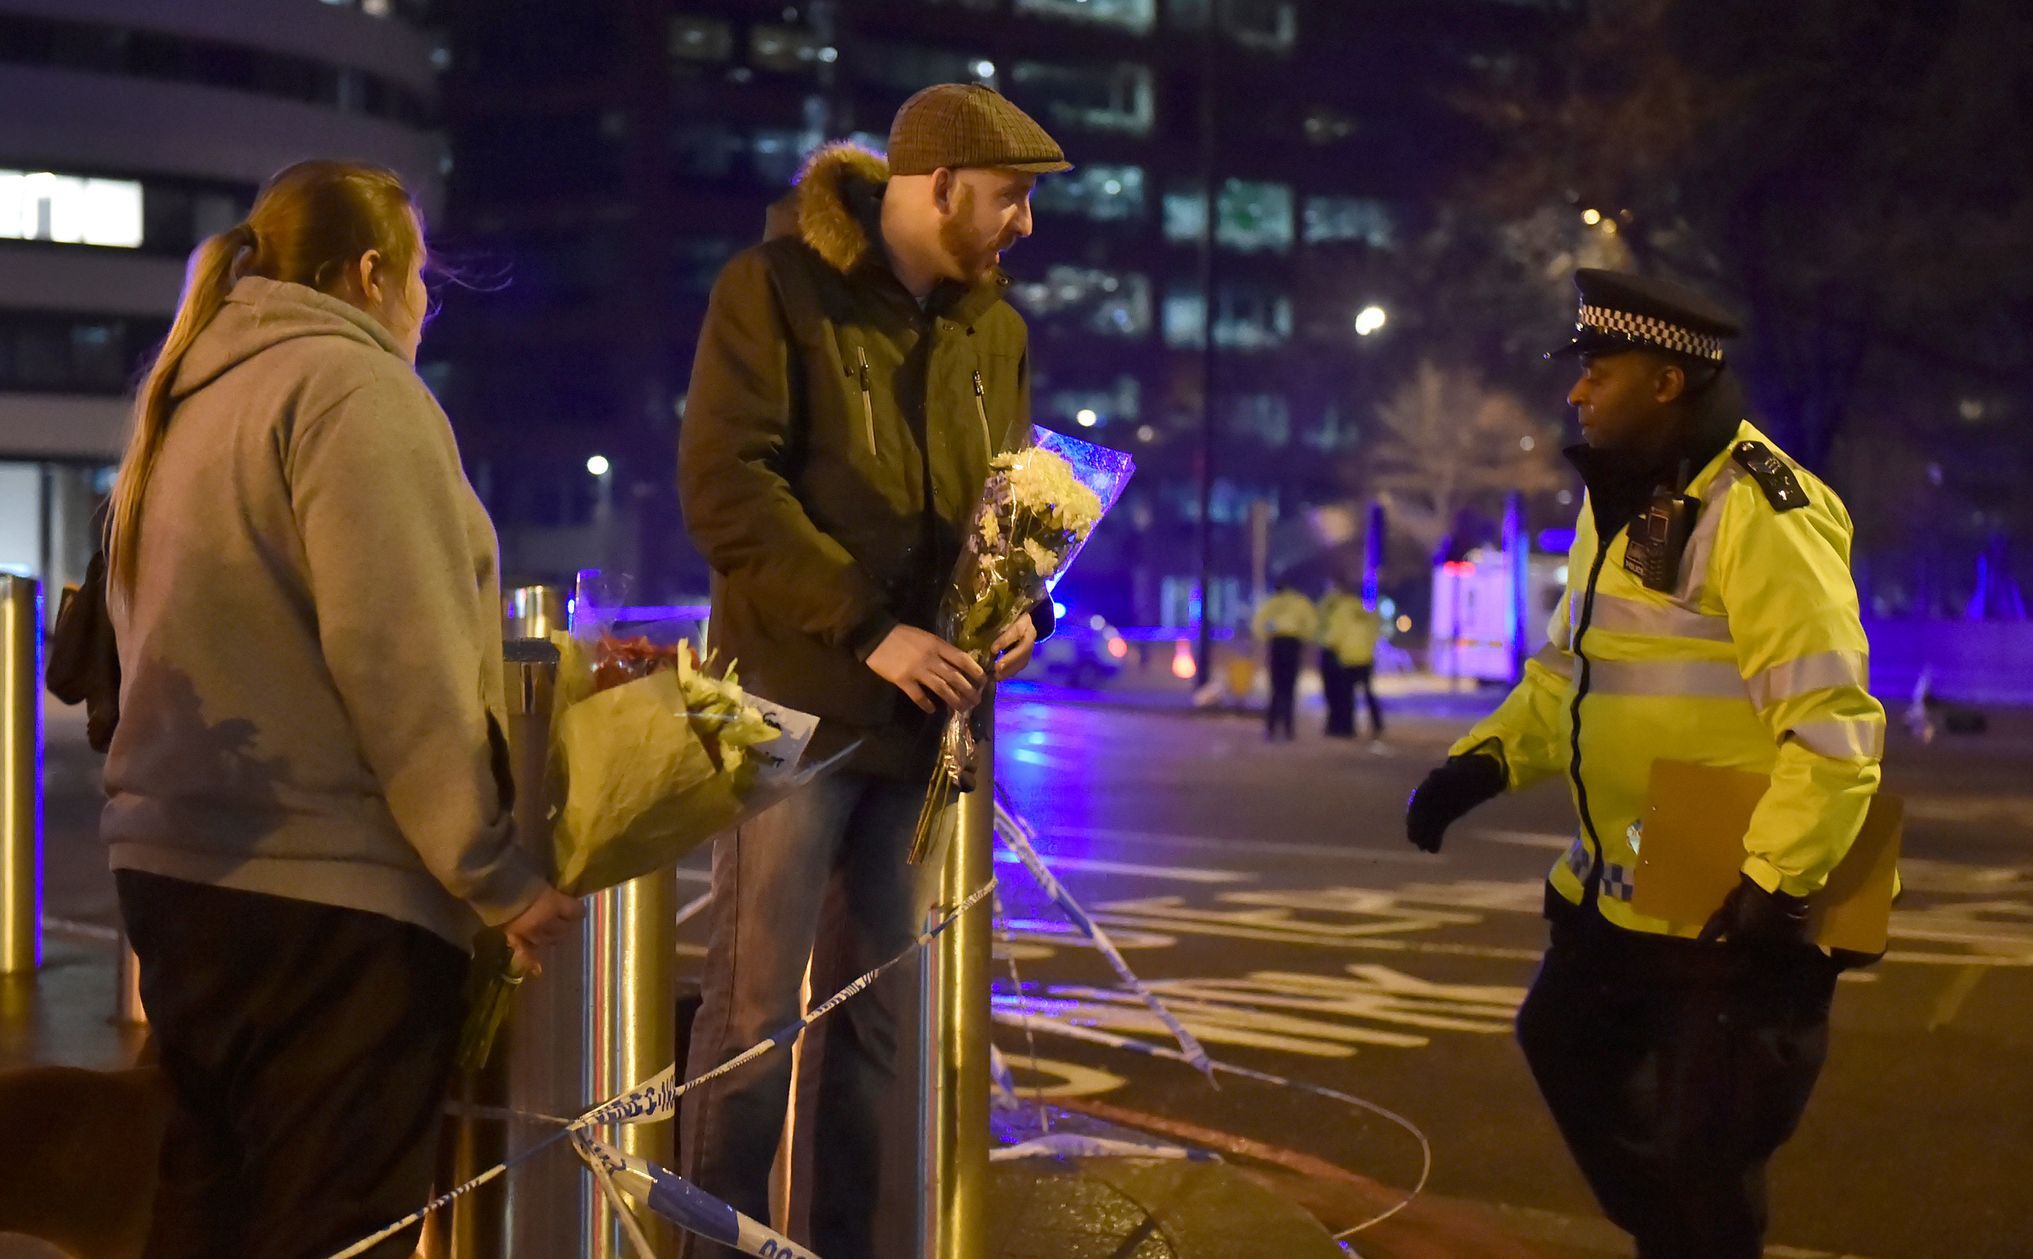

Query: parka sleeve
<box><xmin>678</xmin><ymin>249</ymin><xmax>895</xmax><ymax>655</ymax></box>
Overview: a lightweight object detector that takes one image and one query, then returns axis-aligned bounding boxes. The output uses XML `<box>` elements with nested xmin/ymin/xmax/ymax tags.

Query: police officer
<box><xmin>1404</xmin><ymin>270</ymin><xmax>1885</xmax><ymax>1259</ymax></box>
<box><xmin>1318</xmin><ymin>576</ymin><xmax>1386</xmax><ymax>742</ymax></box>
<box><xmin>1252</xmin><ymin>576</ymin><xmax>1319</xmax><ymax>741</ymax></box>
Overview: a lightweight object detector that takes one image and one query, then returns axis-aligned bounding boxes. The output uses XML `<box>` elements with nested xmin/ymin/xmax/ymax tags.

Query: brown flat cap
<box><xmin>887</xmin><ymin>83</ymin><xmax>1072</xmax><ymax>176</ymax></box>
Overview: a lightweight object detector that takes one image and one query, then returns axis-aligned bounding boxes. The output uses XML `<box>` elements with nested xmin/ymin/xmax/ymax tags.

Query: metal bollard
<box><xmin>1</xmin><ymin>575</ymin><xmax>43</xmax><ymax>976</ymax></box>
<box><xmin>424</xmin><ymin>590</ymin><xmax>676</xmax><ymax>1258</ymax></box>
<box><xmin>920</xmin><ymin>695</ymin><xmax>992</xmax><ymax>1259</ymax></box>
<box><xmin>504</xmin><ymin>584</ymin><xmax>565</xmax><ymax>642</ymax></box>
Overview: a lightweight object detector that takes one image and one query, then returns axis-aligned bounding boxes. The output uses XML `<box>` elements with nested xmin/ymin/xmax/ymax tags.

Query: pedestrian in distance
<box><xmin>1252</xmin><ymin>575</ymin><xmax>1319</xmax><ymax>742</ymax></box>
<box><xmin>1404</xmin><ymin>268</ymin><xmax>1886</xmax><ymax>1259</ymax></box>
<box><xmin>675</xmin><ymin>84</ymin><xmax>1067</xmax><ymax>1259</ymax></box>
<box><xmin>101</xmin><ymin>160</ymin><xmax>581</xmax><ymax>1259</ymax></box>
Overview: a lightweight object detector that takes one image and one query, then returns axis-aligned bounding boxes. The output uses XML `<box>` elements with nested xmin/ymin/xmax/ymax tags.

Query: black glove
<box><xmin>1405</xmin><ymin>753</ymin><xmax>1506</xmax><ymax>853</ymax></box>
<box><xmin>1697</xmin><ymin>873</ymin><xmax>1812</xmax><ymax>948</ymax></box>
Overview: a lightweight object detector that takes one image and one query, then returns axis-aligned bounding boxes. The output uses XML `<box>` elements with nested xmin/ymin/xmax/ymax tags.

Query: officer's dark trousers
<box><xmin>116</xmin><ymin>870</ymin><xmax>469</xmax><ymax>1259</ymax></box>
<box><xmin>1350</xmin><ymin>664</ymin><xmax>1385</xmax><ymax>735</ymax></box>
<box><xmin>1321</xmin><ymin>651</ymin><xmax>1354</xmax><ymax>737</ymax></box>
<box><xmin>1516</xmin><ymin>900</ymin><xmax>1838</xmax><ymax>1259</ymax></box>
<box><xmin>1265</xmin><ymin>636</ymin><xmax>1303</xmax><ymax>739</ymax></box>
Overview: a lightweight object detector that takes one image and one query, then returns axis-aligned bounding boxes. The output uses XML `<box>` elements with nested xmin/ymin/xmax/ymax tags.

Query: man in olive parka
<box><xmin>676</xmin><ymin>85</ymin><xmax>1068</xmax><ymax>1258</ymax></box>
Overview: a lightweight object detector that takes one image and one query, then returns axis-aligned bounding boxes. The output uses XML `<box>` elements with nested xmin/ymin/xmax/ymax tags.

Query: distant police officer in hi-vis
<box><xmin>1404</xmin><ymin>269</ymin><xmax>1886</xmax><ymax>1259</ymax></box>
<box><xmin>1252</xmin><ymin>576</ymin><xmax>1320</xmax><ymax>742</ymax></box>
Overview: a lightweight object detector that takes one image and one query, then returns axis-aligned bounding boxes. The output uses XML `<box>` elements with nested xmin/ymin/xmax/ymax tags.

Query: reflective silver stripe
<box><xmin>1788</xmin><ymin>715</ymin><xmax>1886</xmax><ymax>760</ymax></box>
<box><xmin>1747</xmin><ymin>649</ymin><xmax>1868</xmax><ymax>709</ymax></box>
<box><xmin>1588</xmin><ymin>657</ymin><xmax>1747</xmax><ymax>699</ymax></box>
<box><xmin>1588</xmin><ymin>593</ymin><xmax>1733</xmax><ymax>643</ymax></box>
<box><xmin>1679</xmin><ymin>460</ymin><xmax>1748</xmax><ymax>604</ymax></box>
<box><xmin>1530</xmin><ymin>643</ymin><xmax>1575</xmax><ymax>679</ymax></box>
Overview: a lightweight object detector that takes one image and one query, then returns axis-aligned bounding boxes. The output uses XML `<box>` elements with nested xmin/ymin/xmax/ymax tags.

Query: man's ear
<box><xmin>932</xmin><ymin>167</ymin><xmax>956</xmax><ymax>215</ymax></box>
<box><xmin>1654</xmin><ymin>361</ymin><xmax>1687</xmax><ymax>406</ymax></box>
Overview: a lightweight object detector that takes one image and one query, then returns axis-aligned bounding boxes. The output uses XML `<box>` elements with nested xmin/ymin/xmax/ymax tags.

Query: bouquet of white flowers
<box><xmin>908</xmin><ymin>427</ymin><xmax>1134</xmax><ymax>863</ymax></box>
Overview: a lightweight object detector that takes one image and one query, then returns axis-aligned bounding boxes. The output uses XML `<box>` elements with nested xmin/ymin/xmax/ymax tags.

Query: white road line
<box><xmin>1037</xmin><ymin>825</ymin><xmax>1438</xmax><ymax>865</ymax></box>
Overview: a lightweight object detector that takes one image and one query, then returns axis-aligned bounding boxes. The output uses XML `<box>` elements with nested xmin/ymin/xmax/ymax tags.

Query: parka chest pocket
<box><xmin>969</xmin><ymin>348</ymin><xmax>1027</xmax><ymax>452</ymax></box>
<box><xmin>824</xmin><ymin>329</ymin><xmax>889</xmax><ymax>466</ymax></box>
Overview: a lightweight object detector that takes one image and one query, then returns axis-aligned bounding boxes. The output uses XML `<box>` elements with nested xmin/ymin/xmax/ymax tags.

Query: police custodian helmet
<box><xmin>1548</xmin><ymin>268</ymin><xmax>1742</xmax><ymax>365</ymax></box>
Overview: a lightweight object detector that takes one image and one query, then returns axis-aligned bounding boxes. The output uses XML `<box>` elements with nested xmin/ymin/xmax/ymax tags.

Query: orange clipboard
<box><xmin>1632</xmin><ymin>759</ymin><xmax>1902</xmax><ymax>954</ymax></box>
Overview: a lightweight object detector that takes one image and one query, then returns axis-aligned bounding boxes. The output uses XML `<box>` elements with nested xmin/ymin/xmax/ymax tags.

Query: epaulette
<box><xmin>1731</xmin><ymin>441</ymin><xmax>1809</xmax><ymax>512</ymax></box>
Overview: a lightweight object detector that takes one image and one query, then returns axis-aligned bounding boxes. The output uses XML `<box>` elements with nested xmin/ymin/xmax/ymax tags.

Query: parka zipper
<box><xmin>856</xmin><ymin>345</ymin><xmax>876</xmax><ymax>459</ymax></box>
<box><xmin>971</xmin><ymin>368</ymin><xmax>992</xmax><ymax>452</ymax></box>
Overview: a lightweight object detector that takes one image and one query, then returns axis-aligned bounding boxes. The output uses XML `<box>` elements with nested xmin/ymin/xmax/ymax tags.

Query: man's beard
<box><xmin>938</xmin><ymin>185</ymin><xmax>1011</xmax><ymax>284</ymax></box>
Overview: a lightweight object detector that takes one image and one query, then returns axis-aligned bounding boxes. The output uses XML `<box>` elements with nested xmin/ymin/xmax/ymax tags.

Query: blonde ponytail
<box><xmin>105</xmin><ymin>224</ymin><xmax>253</xmax><ymax>595</ymax></box>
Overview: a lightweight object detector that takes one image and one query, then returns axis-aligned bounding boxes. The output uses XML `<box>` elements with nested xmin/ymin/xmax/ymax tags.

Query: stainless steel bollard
<box><xmin>504</xmin><ymin>585</ymin><xmax>566</xmax><ymax>642</ymax></box>
<box><xmin>581</xmin><ymin>862</ymin><xmax>679</xmax><ymax>1256</ymax></box>
<box><xmin>1</xmin><ymin>575</ymin><xmax>43</xmax><ymax>976</ymax></box>
<box><xmin>919</xmin><ymin>696</ymin><xmax>992</xmax><ymax>1259</ymax></box>
<box><xmin>424</xmin><ymin>590</ymin><xmax>676</xmax><ymax>1258</ymax></box>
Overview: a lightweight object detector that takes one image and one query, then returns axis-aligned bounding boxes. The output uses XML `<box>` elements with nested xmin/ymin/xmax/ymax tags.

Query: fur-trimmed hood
<box><xmin>771</xmin><ymin>141</ymin><xmax>890</xmax><ymax>273</ymax></box>
<box><xmin>766</xmin><ymin>142</ymin><xmax>1009</xmax><ymax>320</ymax></box>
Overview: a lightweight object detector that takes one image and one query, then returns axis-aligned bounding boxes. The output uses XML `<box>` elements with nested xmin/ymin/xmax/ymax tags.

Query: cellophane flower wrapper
<box><xmin>456</xmin><ymin>609</ymin><xmax>828</xmax><ymax>1071</ymax></box>
<box><xmin>908</xmin><ymin>427</ymin><xmax>1134</xmax><ymax>862</ymax></box>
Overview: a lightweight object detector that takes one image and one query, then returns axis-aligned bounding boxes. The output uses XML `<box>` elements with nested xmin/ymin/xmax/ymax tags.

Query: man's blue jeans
<box><xmin>677</xmin><ymin>771</ymin><xmax>938</xmax><ymax>1259</ymax></box>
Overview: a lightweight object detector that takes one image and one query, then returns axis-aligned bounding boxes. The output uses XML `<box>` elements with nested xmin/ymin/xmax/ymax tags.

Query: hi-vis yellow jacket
<box><xmin>1253</xmin><ymin>590</ymin><xmax>1320</xmax><ymax>641</ymax></box>
<box><xmin>1452</xmin><ymin>421</ymin><xmax>1885</xmax><ymax>938</ymax></box>
<box><xmin>1320</xmin><ymin>594</ymin><xmax>1384</xmax><ymax>667</ymax></box>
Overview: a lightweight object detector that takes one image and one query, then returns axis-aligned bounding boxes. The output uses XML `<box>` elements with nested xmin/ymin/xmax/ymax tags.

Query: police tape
<box><xmin>993</xmin><ymin>788</ymin><xmax>1218</xmax><ymax>1082</ymax></box>
<box><xmin>985</xmin><ymin>1002</ymin><xmax>1432</xmax><ymax>1238</ymax></box>
<box><xmin>321</xmin><ymin>878</ymin><xmax>998</xmax><ymax>1259</ymax></box>
<box><xmin>578</xmin><ymin>1133</ymin><xmax>818</xmax><ymax>1259</ymax></box>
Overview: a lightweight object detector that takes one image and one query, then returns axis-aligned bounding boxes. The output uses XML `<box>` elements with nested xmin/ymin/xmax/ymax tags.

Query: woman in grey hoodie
<box><xmin>100</xmin><ymin>160</ymin><xmax>581</xmax><ymax>1259</ymax></box>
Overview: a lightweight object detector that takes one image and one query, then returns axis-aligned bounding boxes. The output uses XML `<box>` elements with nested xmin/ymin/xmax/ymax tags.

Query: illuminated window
<box><xmin>1031</xmin><ymin>164</ymin><xmax>1146</xmax><ymax>222</ymax></box>
<box><xmin>1010</xmin><ymin>63</ymin><xmax>1155</xmax><ymax>136</ymax></box>
<box><xmin>1163</xmin><ymin>180</ymin><xmax>1293</xmax><ymax>252</ymax></box>
<box><xmin>1007</xmin><ymin>266</ymin><xmax>1152</xmax><ymax>338</ymax></box>
<box><xmin>1014</xmin><ymin>0</ymin><xmax>1156</xmax><ymax>34</ymax></box>
<box><xmin>749</xmin><ymin>24</ymin><xmax>834</xmax><ymax>73</ymax></box>
<box><xmin>1303</xmin><ymin>197</ymin><xmax>1394</xmax><ymax>247</ymax></box>
<box><xmin>1166</xmin><ymin>0</ymin><xmax>1297</xmax><ymax>50</ymax></box>
<box><xmin>0</xmin><ymin>170</ymin><xmax>143</xmax><ymax>248</ymax></box>
<box><xmin>1163</xmin><ymin>284</ymin><xmax>1292</xmax><ymax>349</ymax></box>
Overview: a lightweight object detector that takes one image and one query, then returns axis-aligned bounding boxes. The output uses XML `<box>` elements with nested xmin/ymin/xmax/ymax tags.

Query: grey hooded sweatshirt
<box><xmin>103</xmin><ymin>275</ymin><xmax>544</xmax><ymax>949</ymax></box>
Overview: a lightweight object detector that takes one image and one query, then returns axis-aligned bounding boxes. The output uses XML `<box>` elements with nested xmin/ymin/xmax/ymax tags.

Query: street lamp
<box><xmin>1354</xmin><ymin>304</ymin><xmax>1388</xmax><ymax>337</ymax></box>
<box><xmin>586</xmin><ymin>454</ymin><xmax>611</xmax><ymax>478</ymax></box>
<box><xmin>1075</xmin><ymin>408</ymin><xmax>1099</xmax><ymax>428</ymax></box>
